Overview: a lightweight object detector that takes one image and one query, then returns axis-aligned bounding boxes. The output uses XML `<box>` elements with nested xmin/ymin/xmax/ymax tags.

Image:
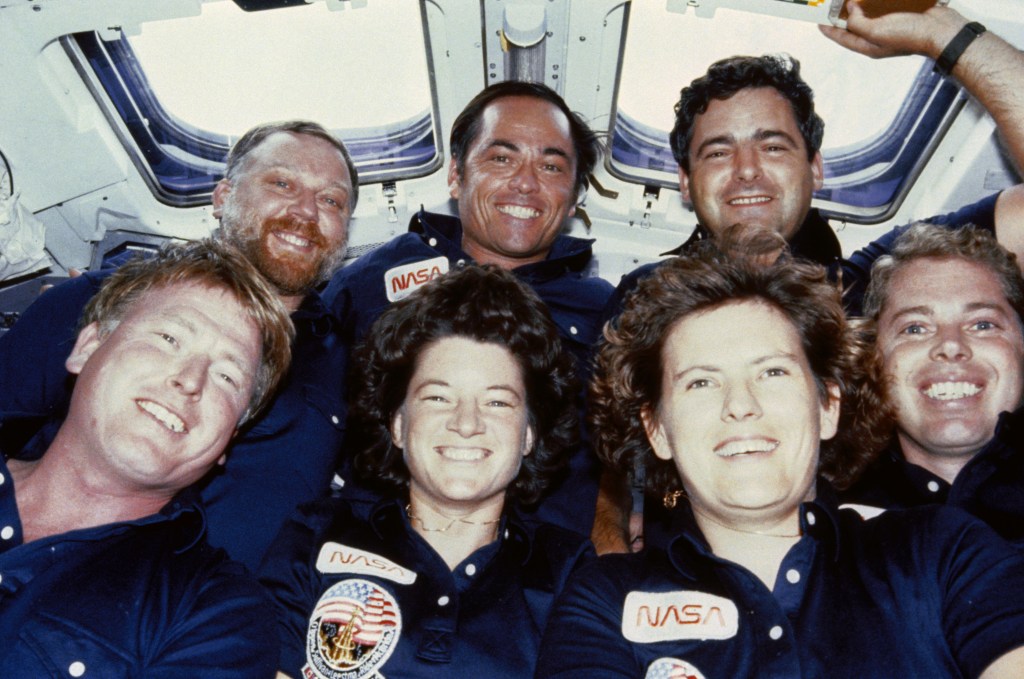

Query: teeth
<box><xmin>716</xmin><ymin>439</ymin><xmax>777</xmax><ymax>457</ymax></box>
<box><xmin>278</xmin><ymin>232</ymin><xmax>311</xmax><ymax>247</ymax></box>
<box><xmin>924</xmin><ymin>381</ymin><xmax>981</xmax><ymax>401</ymax></box>
<box><xmin>439</xmin><ymin>447</ymin><xmax>487</xmax><ymax>461</ymax></box>
<box><xmin>729</xmin><ymin>196</ymin><xmax>770</xmax><ymax>205</ymax></box>
<box><xmin>498</xmin><ymin>205</ymin><xmax>540</xmax><ymax>219</ymax></box>
<box><xmin>137</xmin><ymin>400</ymin><xmax>187</xmax><ymax>434</ymax></box>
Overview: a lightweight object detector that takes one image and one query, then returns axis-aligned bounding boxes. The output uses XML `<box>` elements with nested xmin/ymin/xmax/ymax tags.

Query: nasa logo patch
<box><xmin>303</xmin><ymin>578</ymin><xmax>401</xmax><ymax>679</ymax></box>
<box><xmin>645</xmin><ymin>656</ymin><xmax>707</xmax><ymax>679</ymax></box>
<box><xmin>315</xmin><ymin>542</ymin><xmax>417</xmax><ymax>585</ymax></box>
<box><xmin>384</xmin><ymin>256</ymin><xmax>448</xmax><ymax>302</ymax></box>
<box><xmin>622</xmin><ymin>590</ymin><xmax>738</xmax><ymax>643</ymax></box>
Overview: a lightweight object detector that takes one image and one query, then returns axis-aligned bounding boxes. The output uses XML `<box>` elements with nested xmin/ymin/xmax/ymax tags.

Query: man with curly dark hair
<box><xmin>842</xmin><ymin>223</ymin><xmax>1024</xmax><ymax>543</ymax></box>
<box><xmin>607</xmin><ymin>4</ymin><xmax>1024</xmax><ymax>321</ymax></box>
<box><xmin>537</xmin><ymin>241</ymin><xmax>1024</xmax><ymax>679</ymax></box>
<box><xmin>261</xmin><ymin>264</ymin><xmax>592</xmax><ymax>679</ymax></box>
<box><xmin>597</xmin><ymin>4</ymin><xmax>1024</xmax><ymax>553</ymax></box>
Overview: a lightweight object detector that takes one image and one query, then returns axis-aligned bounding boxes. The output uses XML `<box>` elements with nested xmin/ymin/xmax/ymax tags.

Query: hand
<box><xmin>819</xmin><ymin>2</ymin><xmax>966</xmax><ymax>61</ymax></box>
<box><xmin>628</xmin><ymin>511</ymin><xmax>644</xmax><ymax>553</ymax></box>
<box><xmin>39</xmin><ymin>267</ymin><xmax>81</xmax><ymax>294</ymax></box>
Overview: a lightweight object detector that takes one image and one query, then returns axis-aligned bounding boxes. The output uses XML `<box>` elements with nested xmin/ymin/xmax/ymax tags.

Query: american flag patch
<box><xmin>645</xmin><ymin>656</ymin><xmax>706</xmax><ymax>679</ymax></box>
<box><xmin>305</xmin><ymin>578</ymin><xmax>402</xmax><ymax>678</ymax></box>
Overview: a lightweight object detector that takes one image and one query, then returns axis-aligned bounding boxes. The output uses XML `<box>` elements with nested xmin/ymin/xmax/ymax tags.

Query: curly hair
<box><xmin>350</xmin><ymin>264</ymin><xmax>578</xmax><ymax>507</ymax></box>
<box><xmin>449</xmin><ymin>81</ymin><xmax>602</xmax><ymax>202</ymax></box>
<box><xmin>591</xmin><ymin>240</ymin><xmax>890</xmax><ymax>497</ymax></box>
<box><xmin>81</xmin><ymin>238</ymin><xmax>294</xmax><ymax>424</ymax></box>
<box><xmin>864</xmin><ymin>222</ymin><xmax>1024</xmax><ymax>324</ymax></box>
<box><xmin>670</xmin><ymin>54</ymin><xmax>824</xmax><ymax>174</ymax></box>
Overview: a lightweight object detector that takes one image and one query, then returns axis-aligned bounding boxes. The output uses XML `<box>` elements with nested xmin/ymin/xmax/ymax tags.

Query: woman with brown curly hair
<box><xmin>261</xmin><ymin>264</ymin><xmax>591</xmax><ymax>679</ymax></box>
<box><xmin>537</xmin><ymin>243</ymin><xmax>1024</xmax><ymax>678</ymax></box>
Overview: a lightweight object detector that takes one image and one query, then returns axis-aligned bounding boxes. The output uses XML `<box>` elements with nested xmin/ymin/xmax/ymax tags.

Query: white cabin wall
<box><xmin>1</xmin><ymin>0</ymin><xmax>1022</xmax><ymax>291</ymax></box>
<box><xmin>0</xmin><ymin>0</ymin><xmax>221</xmax><ymax>274</ymax></box>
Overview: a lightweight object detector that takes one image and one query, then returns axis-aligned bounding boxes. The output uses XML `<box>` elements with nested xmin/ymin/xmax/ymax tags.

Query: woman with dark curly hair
<box><xmin>537</xmin><ymin>243</ymin><xmax>1024</xmax><ymax>678</ymax></box>
<box><xmin>260</xmin><ymin>264</ymin><xmax>591</xmax><ymax>679</ymax></box>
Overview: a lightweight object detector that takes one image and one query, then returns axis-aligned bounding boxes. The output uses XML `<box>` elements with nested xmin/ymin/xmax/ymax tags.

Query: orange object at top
<box><xmin>839</xmin><ymin>0</ymin><xmax>949</xmax><ymax>21</ymax></box>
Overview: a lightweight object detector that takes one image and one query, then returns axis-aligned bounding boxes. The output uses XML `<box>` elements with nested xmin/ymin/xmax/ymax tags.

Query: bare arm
<box><xmin>591</xmin><ymin>468</ymin><xmax>631</xmax><ymax>555</ymax></box>
<box><xmin>822</xmin><ymin>4</ymin><xmax>1024</xmax><ymax>259</ymax></box>
<box><xmin>821</xmin><ymin>4</ymin><xmax>1024</xmax><ymax>175</ymax></box>
<box><xmin>980</xmin><ymin>647</ymin><xmax>1024</xmax><ymax>679</ymax></box>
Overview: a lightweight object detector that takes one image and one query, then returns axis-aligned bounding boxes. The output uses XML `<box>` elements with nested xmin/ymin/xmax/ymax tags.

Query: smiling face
<box><xmin>390</xmin><ymin>336</ymin><xmax>535</xmax><ymax>515</ymax></box>
<box><xmin>644</xmin><ymin>300</ymin><xmax>839</xmax><ymax>530</ymax></box>
<box><xmin>449</xmin><ymin>95</ymin><xmax>578</xmax><ymax>270</ymax></box>
<box><xmin>679</xmin><ymin>87</ymin><xmax>823</xmax><ymax>241</ymax></box>
<box><xmin>877</xmin><ymin>257</ymin><xmax>1024</xmax><ymax>474</ymax></box>
<box><xmin>213</xmin><ymin>131</ymin><xmax>353</xmax><ymax>307</ymax></box>
<box><xmin>63</xmin><ymin>283</ymin><xmax>262</xmax><ymax>495</ymax></box>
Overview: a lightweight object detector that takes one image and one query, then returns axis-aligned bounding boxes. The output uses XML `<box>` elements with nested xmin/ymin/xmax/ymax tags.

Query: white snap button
<box><xmin>331</xmin><ymin>415</ymin><xmax>340</xmax><ymax>425</ymax></box>
<box><xmin>456</xmin><ymin>259</ymin><xmax>466</xmax><ymax>266</ymax></box>
<box><xmin>570</xmin><ymin>326</ymin><xmax>578</xmax><ymax>335</ymax></box>
<box><xmin>927</xmin><ymin>481</ymin><xmax>940</xmax><ymax>493</ymax></box>
<box><xmin>69</xmin><ymin>661</ymin><xmax>86</xmax><ymax>677</ymax></box>
<box><xmin>769</xmin><ymin>626</ymin><xmax>783</xmax><ymax>640</ymax></box>
<box><xmin>0</xmin><ymin>526</ymin><xmax>13</xmax><ymax>540</ymax></box>
<box><xmin>805</xmin><ymin>511</ymin><xmax>816</xmax><ymax>526</ymax></box>
<box><xmin>428</xmin><ymin>238</ymin><xmax>438</xmax><ymax>247</ymax></box>
<box><xmin>786</xmin><ymin>569</ymin><xmax>800</xmax><ymax>584</ymax></box>
<box><xmin>437</xmin><ymin>595</ymin><xmax>450</xmax><ymax>606</ymax></box>
<box><xmin>0</xmin><ymin>472</ymin><xmax>5</xmax><ymax>485</ymax></box>
<box><xmin>465</xmin><ymin>564</ymin><xmax>477</xmax><ymax>576</ymax></box>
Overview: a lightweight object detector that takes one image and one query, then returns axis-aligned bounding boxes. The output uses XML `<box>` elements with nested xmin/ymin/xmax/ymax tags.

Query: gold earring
<box><xmin>663</xmin><ymin>489</ymin><xmax>685</xmax><ymax>509</ymax></box>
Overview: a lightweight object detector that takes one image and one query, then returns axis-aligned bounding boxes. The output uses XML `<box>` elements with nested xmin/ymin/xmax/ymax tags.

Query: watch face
<box><xmin>0</xmin><ymin>151</ymin><xmax>11</xmax><ymax>198</ymax></box>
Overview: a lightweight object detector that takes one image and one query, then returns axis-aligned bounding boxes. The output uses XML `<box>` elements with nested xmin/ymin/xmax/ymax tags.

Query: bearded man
<box><xmin>0</xmin><ymin>120</ymin><xmax>357</xmax><ymax>570</ymax></box>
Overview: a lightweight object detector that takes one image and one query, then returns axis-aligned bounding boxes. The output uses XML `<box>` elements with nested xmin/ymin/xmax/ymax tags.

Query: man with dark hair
<box><xmin>0</xmin><ymin>239</ymin><xmax>292</xmax><ymax>676</ymax></box>
<box><xmin>596</xmin><ymin>5</ymin><xmax>1024</xmax><ymax>552</ymax></box>
<box><xmin>0</xmin><ymin>120</ymin><xmax>356</xmax><ymax>570</ymax></box>
<box><xmin>323</xmin><ymin>81</ymin><xmax>612</xmax><ymax>536</ymax></box>
<box><xmin>609</xmin><ymin>5</ymin><xmax>1024</xmax><ymax>320</ymax></box>
<box><xmin>842</xmin><ymin>223</ymin><xmax>1024</xmax><ymax>543</ymax></box>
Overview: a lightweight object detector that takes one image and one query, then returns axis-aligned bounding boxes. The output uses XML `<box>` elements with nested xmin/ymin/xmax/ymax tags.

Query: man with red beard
<box><xmin>0</xmin><ymin>120</ymin><xmax>357</xmax><ymax>570</ymax></box>
<box><xmin>841</xmin><ymin>223</ymin><xmax>1024</xmax><ymax>543</ymax></box>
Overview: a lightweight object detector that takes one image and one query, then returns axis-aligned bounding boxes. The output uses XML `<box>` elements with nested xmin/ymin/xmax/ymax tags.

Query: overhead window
<box><xmin>611</xmin><ymin>4</ymin><xmax>963</xmax><ymax>222</ymax></box>
<box><xmin>67</xmin><ymin>0</ymin><xmax>438</xmax><ymax>206</ymax></box>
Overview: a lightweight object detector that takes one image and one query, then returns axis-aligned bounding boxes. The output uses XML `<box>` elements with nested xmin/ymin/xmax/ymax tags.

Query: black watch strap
<box><xmin>933</xmin><ymin>21</ymin><xmax>987</xmax><ymax>76</ymax></box>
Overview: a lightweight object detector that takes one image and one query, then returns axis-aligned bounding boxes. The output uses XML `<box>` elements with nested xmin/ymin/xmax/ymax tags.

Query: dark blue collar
<box><xmin>410</xmin><ymin>210</ymin><xmax>597</xmax><ymax>284</ymax></box>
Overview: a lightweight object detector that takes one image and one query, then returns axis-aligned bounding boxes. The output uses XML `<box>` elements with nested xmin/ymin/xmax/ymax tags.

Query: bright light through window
<box><xmin>127</xmin><ymin>0</ymin><xmax>431</xmax><ymax>137</ymax></box>
<box><xmin>617</xmin><ymin>5</ymin><xmax>925</xmax><ymax>150</ymax></box>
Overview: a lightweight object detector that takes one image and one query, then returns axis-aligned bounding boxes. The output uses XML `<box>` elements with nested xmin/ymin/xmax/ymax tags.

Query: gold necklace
<box><xmin>405</xmin><ymin>504</ymin><xmax>501</xmax><ymax>533</ymax></box>
<box><xmin>692</xmin><ymin>506</ymin><xmax>802</xmax><ymax>539</ymax></box>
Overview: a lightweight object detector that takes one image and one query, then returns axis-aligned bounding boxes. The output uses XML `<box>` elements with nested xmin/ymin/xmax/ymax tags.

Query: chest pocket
<box><xmin>11</xmin><ymin>613</ymin><xmax>134</xmax><ymax>678</ymax></box>
<box><xmin>245</xmin><ymin>381</ymin><xmax>346</xmax><ymax>440</ymax></box>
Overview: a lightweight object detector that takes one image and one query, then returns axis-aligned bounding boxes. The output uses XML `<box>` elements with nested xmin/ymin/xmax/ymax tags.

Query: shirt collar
<box><xmin>368</xmin><ymin>496</ymin><xmax>534</xmax><ymax>565</ymax></box>
<box><xmin>665</xmin><ymin>479</ymin><xmax>844</xmax><ymax>579</ymax></box>
<box><xmin>156</xmin><ymin>486</ymin><xmax>209</xmax><ymax>554</ymax></box>
<box><xmin>663</xmin><ymin>208</ymin><xmax>842</xmax><ymax>268</ymax></box>
<box><xmin>879</xmin><ymin>407</ymin><xmax>1024</xmax><ymax>497</ymax></box>
<box><xmin>411</xmin><ymin>209</ymin><xmax>597</xmax><ymax>283</ymax></box>
<box><xmin>292</xmin><ymin>288</ymin><xmax>336</xmax><ymax>337</ymax></box>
